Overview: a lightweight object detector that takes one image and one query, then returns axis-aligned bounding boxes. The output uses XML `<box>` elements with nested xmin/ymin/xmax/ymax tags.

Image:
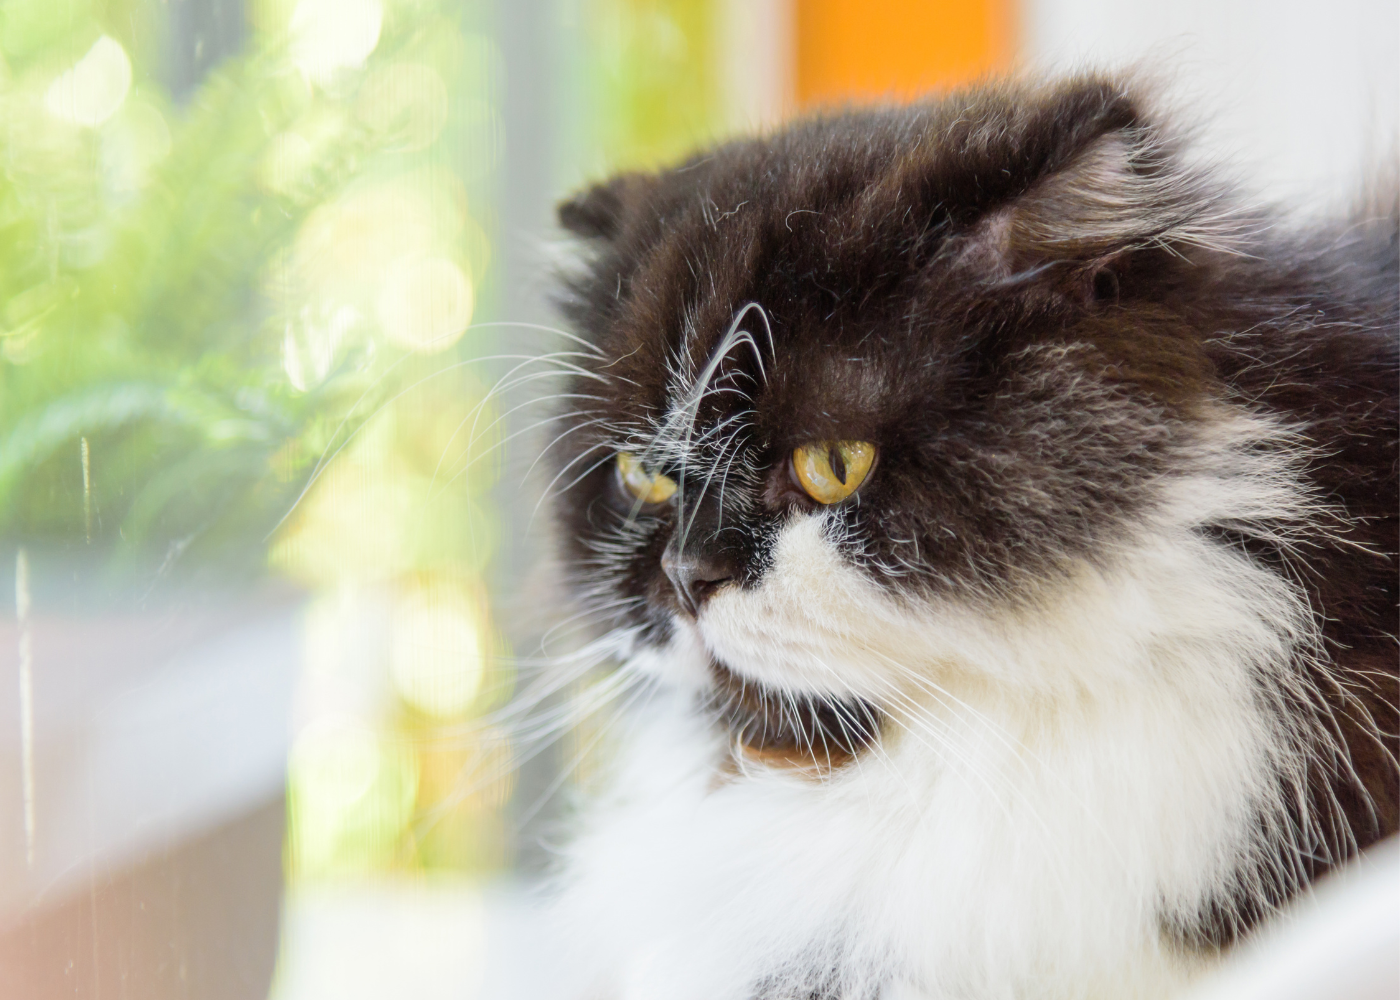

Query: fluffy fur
<box><xmin>542</xmin><ymin>76</ymin><xmax>1398</xmax><ymax>999</ymax></box>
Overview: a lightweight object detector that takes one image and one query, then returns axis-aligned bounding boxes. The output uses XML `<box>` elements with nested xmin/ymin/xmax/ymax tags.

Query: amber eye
<box><xmin>792</xmin><ymin>440</ymin><xmax>876</xmax><ymax>505</ymax></box>
<box><xmin>616</xmin><ymin>451</ymin><xmax>678</xmax><ymax>505</ymax></box>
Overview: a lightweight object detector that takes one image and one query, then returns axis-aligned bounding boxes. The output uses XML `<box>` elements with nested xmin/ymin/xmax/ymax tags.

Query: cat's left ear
<box><xmin>975</xmin><ymin>129</ymin><xmax>1236</xmax><ymax>303</ymax></box>
<box><xmin>558</xmin><ymin>172</ymin><xmax>655</xmax><ymax>241</ymax></box>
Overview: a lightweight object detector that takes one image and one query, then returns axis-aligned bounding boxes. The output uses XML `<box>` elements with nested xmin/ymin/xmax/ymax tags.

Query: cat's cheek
<box><xmin>623</xmin><ymin>619</ymin><xmax>713</xmax><ymax>692</ymax></box>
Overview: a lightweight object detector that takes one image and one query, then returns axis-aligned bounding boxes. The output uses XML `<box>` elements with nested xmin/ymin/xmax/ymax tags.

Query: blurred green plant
<box><xmin>578</xmin><ymin>0</ymin><xmax>726</xmax><ymax>173</ymax></box>
<box><xmin>0</xmin><ymin>0</ymin><xmax>498</xmax><ymax>584</ymax></box>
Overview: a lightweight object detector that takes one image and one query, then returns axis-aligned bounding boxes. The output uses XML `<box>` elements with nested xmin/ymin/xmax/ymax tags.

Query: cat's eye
<box><xmin>616</xmin><ymin>451</ymin><xmax>677</xmax><ymax>505</ymax></box>
<box><xmin>791</xmin><ymin>440</ymin><xmax>876</xmax><ymax>505</ymax></box>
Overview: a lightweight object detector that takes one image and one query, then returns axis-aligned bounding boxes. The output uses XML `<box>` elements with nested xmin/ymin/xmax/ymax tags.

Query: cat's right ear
<box><xmin>964</xmin><ymin>127</ymin><xmax>1240</xmax><ymax>304</ymax></box>
<box><xmin>558</xmin><ymin>173</ymin><xmax>652</xmax><ymax>241</ymax></box>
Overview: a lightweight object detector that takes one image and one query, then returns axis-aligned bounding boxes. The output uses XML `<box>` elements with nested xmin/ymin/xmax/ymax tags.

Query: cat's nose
<box><xmin>661</xmin><ymin>545</ymin><xmax>736</xmax><ymax>617</ymax></box>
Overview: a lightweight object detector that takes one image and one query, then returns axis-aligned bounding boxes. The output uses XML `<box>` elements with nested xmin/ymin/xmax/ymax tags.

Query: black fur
<box><xmin>548</xmin><ymin>75</ymin><xmax>1398</xmax><ymax>951</ymax></box>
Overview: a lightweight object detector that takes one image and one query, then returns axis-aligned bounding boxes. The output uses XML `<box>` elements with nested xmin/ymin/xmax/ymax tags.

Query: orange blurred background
<box><xmin>797</xmin><ymin>0</ymin><xmax>1015</xmax><ymax>107</ymax></box>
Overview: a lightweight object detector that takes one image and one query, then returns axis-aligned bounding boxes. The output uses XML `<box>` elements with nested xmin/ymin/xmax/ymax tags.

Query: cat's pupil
<box><xmin>829</xmin><ymin>446</ymin><xmax>847</xmax><ymax>485</ymax></box>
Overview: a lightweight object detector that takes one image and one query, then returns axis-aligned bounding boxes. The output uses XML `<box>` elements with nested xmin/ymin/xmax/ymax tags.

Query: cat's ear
<box><xmin>558</xmin><ymin>172</ymin><xmax>654</xmax><ymax>241</ymax></box>
<box><xmin>975</xmin><ymin>129</ymin><xmax>1236</xmax><ymax>302</ymax></box>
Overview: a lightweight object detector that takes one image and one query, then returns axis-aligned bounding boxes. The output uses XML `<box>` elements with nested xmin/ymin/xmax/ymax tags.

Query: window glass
<box><xmin>0</xmin><ymin>1</ymin><xmax>734</xmax><ymax>996</ymax></box>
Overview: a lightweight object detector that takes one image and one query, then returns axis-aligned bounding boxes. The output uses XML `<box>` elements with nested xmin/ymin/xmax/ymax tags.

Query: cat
<box><xmin>540</xmin><ymin>74</ymin><xmax>1398</xmax><ymax>999</ymax></box>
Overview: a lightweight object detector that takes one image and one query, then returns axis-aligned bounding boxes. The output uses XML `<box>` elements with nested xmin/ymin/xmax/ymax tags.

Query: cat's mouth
<box><xmin>706</xmin><ymin>659</ymin><xmax>883</xmax><ymax>772</ymax></box>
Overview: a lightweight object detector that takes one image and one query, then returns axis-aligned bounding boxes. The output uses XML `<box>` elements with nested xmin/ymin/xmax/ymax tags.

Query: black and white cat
<box><xmin>542</xmin><ymin>76</ymin><xmax>1398</xmax><ymax>999</ymax></box>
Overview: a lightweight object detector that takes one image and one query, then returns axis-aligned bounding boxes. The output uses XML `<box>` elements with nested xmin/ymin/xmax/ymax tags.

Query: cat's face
<box><xmin>550</xmin><ymin>79</ymin><xmax>1232</xmax><ymax>739</ymax></box>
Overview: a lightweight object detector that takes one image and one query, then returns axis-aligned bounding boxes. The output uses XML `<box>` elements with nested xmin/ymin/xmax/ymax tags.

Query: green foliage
<box><xmin>0</xmin><ymin>0</ymin><xmax>496</xmax><ymax>582</ymax></box>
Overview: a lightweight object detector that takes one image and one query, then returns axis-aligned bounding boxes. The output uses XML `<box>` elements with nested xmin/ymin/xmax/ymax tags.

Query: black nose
<box><xmin>662</xmin><ymin>545</ymin><xmax>736</xmax><ymax>617</ymax></box>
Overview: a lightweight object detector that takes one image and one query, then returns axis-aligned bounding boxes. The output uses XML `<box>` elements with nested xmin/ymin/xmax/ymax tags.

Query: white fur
<box><xmin>553</xmin><ymin>412</ymin><xmax>1332</xmax><ymax>999</ymax></box>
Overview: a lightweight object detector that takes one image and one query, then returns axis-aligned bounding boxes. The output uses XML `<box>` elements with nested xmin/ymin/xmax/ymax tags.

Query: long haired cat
<box><xmin>542</xmin><ymin>75</ymin><xmax>1398</xmax><ymax>999</ymax></box>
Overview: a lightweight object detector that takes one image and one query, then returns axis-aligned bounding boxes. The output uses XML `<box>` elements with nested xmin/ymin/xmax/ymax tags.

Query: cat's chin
<box><xmin>704</xmin><ymin>658</ymin><xmax>883</xmax><ymax>768</ymax></box>
<box><xmin>624</xmin><ymin>618</ymin><xmax>885</xmax><ymax>767</ymax></box>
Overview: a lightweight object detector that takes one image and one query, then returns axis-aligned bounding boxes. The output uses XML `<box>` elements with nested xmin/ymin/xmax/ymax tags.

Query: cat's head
<box><xmin>548</xmin><ymin>77</ymin><xmax>1253</xmax><ymax>749</ymax></box>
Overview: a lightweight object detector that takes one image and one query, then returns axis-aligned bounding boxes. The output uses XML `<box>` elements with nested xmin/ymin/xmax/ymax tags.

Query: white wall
<box><xmin>1024</xmin><ymin>0</ymin><xmax>1399</xmax><ymax>204</ymax></box>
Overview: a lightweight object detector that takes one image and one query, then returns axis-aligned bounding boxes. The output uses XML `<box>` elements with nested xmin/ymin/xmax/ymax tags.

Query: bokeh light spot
<box><xmin>391</xmin><ymin>580</ymin><xmax>486</xmax><ymax>720</ymax></box>
<box><xmin>45</xmin><ymin>35</ymin><xmax>132</xmax><ymax>127</ymax></box>
<box><xmin>291</xmin><ymin>0</ymin><xmax>383</xmax><ymax>82</ymax></box>
<box><xmin>288</xmin><ymin>715</ymin><xmax>419</xmax><ymax>878</ymax></box>
<box><xmin>291</xmin><ymin>717</ymin><xmax>384</xmax><ymax>811</ymax></box>
<box><xmin>376</xmin><ymin>256</ymin><xmax>473</xmax><ymax>353</ymax></box>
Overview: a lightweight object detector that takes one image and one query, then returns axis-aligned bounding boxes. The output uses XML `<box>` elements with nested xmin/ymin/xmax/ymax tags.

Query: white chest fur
<box><xmin>558</xmin><ymin>682</ymin><xmax>1239</xmax><ymax>999</ymax></box>
<box><xmin>555</xmin><ymin>421</ymin><xmax>1323</xmax><ymax>999</ymax></box>
<box><xmin>557</xmin><ymin>576</ymin><xmax>1306</xmax><ymax>997</ymax></box>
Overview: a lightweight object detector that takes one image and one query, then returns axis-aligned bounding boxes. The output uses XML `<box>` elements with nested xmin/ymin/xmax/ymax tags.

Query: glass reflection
<box><xmin>0</xmin><ymin>0</ymin><xmax>737</xmax><ymax>996</ymax></box>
